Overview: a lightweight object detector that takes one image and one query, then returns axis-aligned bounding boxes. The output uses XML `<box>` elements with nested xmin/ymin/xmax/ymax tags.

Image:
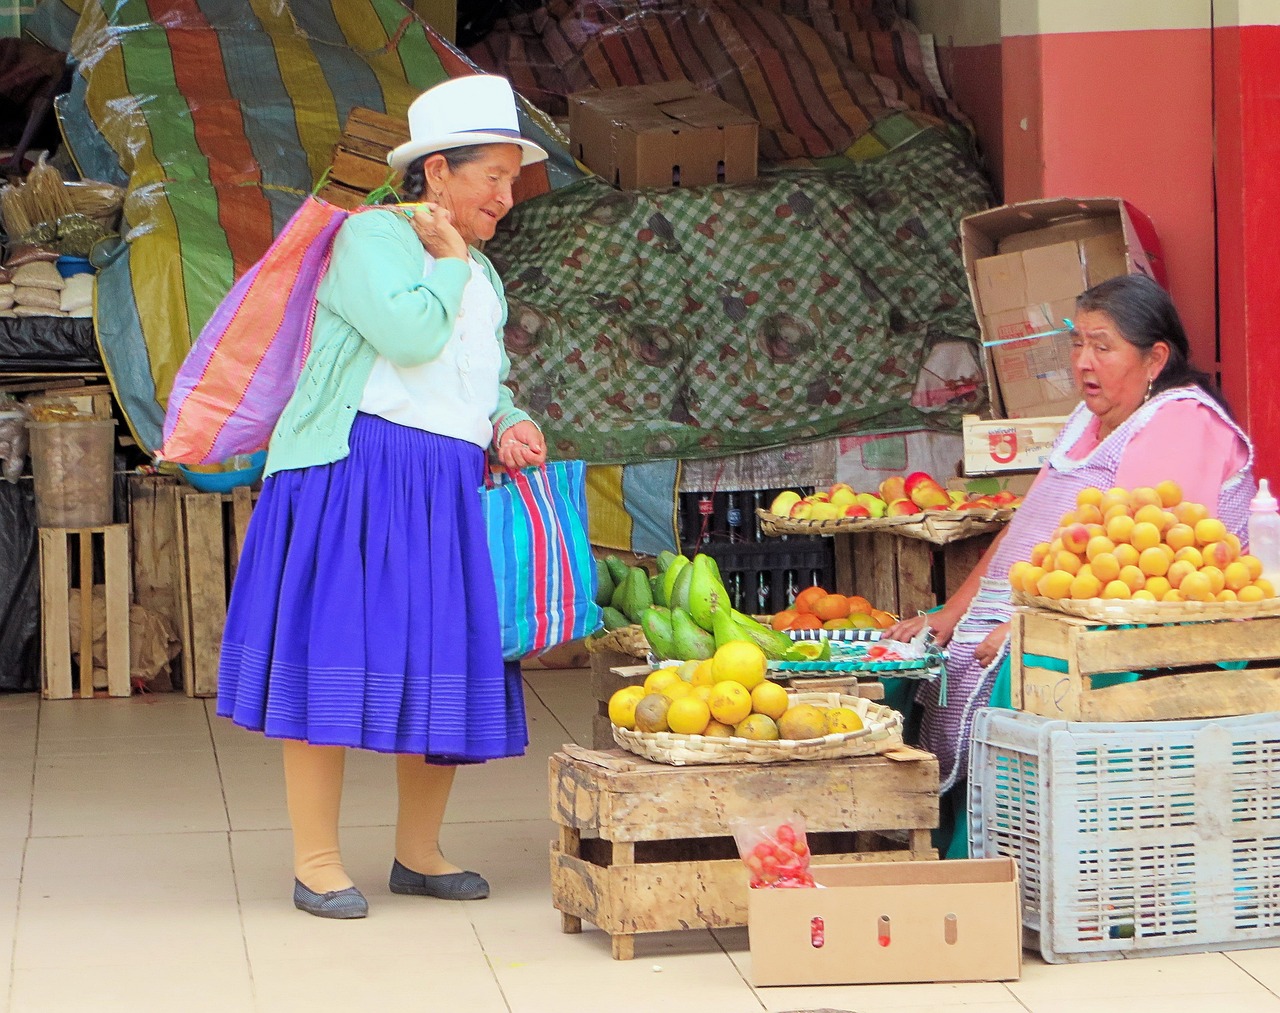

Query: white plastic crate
<box><xmin>968</xmin><ymin>707</ymin><xmax>1280</xmax><ymax>962</ymax></box>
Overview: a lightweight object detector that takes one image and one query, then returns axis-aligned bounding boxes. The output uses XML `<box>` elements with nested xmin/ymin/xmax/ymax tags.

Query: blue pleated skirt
<box><xmin>216</xmin><ymin>413</ymin><xmax>528</xmax><ymax>762</ymax></box>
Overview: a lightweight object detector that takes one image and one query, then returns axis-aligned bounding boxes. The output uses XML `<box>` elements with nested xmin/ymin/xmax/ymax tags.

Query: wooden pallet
<box><xmin>1010</xmin><ymin>608</ymin><xmax>1280</xmax><ymax>721</ymax></box>
<box><xmin>315</xmin><ymin>107</ymin><xmax>408</xmax><ymax>210</ymax></box>
<box><xmin>38</xmin><ymin>525</ymin><xmax>131</xmax><ymax>699</ymax></box>
<box><xmin>549</xmin><ymin>743</ymin><xmax>938</xmax><ymax>959</ymax></box>
<box><xmin>591</xmin><ymin>663</ymin><xmax>884</xmax><ymax>750</ymax></box>
<box><xmin>174</xmin><ymin>485</ymin><xmax>257</xmax><ymax>697</ymax></box>
<box><xmin>832</xmin><ymin>529</ymin><xmax>996</xmax><ymax>619</ymax></box>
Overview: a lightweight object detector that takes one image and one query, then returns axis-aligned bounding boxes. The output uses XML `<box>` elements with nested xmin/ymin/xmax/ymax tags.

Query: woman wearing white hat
<box><xmin>217</xmin><ymin>75</ymin><xmax>549</xmax><ymax>919</ymax></box>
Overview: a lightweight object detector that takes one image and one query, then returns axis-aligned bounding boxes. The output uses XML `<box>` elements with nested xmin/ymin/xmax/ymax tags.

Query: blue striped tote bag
<box><xmin>481</xmin><ymin>460</ymin><xmax>603</xmax><ymax>661</ymax></box>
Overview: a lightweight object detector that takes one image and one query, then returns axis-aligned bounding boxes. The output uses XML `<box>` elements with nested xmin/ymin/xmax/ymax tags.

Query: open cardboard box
<box><xmin>749</xmin><ymin>857</ymin><xmax>1022</xmax><ymax>986</ymax></box>
<box><xmin>568</xmin><ymin>80</ymin><xmax>758</xmax><ymax>189</ymax></box>
<box><xmin>961</xmin><ymin>198</ymin><xmax>1163</xmax><ymax>420</ymax></box>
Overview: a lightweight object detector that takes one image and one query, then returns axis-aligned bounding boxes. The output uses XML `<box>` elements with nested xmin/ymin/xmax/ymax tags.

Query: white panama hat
<box><xmin>387</xmin><ymin>75</ymin><xmax>549</xmax><ymax>171</ymax></box>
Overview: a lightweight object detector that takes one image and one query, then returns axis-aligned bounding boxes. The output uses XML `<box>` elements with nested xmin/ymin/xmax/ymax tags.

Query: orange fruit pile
<box><xmin>768</xmin><ymin>586</ymin><xmax>896</xmax><ymax>631</ymax></box>
<box><xmin>1009</xmin><ymin>482</ymin><xmax>1276</xmax><ymax>603</ymax></box>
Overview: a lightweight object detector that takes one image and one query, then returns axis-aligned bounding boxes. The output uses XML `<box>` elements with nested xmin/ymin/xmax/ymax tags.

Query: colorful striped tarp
<box><xmin>31</xmin><ymin>0</ymin><xmax>579</xmax><ymax>454</ymax></box>
<box><xmin>468</xmin><ymin>0</ymin><xmax>966</xmax><ymax>163</ymax></box>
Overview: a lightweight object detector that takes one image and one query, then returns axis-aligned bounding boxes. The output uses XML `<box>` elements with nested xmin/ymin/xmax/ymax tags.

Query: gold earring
<box><xmin>1145</xmin><ymin>377</ymin><xmax>1154</xmax><ymax>402</ymax></box>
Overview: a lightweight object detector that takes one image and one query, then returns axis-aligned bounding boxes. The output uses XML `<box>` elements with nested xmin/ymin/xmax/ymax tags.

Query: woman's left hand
<box><xmin>496</xmin><ymin>421</ymin><xmax>546</xmax><ymax>471</ymax></box>
<box><xmin>973</xmin><ymin>621</ymin><xmax>1010</xmax><ymax>668</ymax></box>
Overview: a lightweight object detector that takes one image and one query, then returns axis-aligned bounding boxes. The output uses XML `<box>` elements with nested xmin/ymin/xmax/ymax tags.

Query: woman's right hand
<box><xmin>407</xmin><ymin>202</ymin><xmax>468</xmax><ymax>262</ymax></box>
<box><xmin>884</xmin><ymin>603</ymin><xmax>962</xmax><ymax>648</ymax></box>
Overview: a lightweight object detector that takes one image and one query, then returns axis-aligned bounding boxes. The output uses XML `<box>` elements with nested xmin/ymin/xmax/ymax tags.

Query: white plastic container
<box><xmin>1248</xmin><ymin>478</ymin><xmax>1280</xmax><ymax>588</ymax></box>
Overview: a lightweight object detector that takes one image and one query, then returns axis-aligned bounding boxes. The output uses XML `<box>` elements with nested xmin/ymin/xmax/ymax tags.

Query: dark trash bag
<box><xmin>0</xmin><ymin>479</ymin><xmax>40</xmax><ymax>692</ymax></box>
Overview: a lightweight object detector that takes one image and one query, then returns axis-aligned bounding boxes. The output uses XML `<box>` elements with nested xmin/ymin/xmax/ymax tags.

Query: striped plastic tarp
<box><xmin>468</xmin><ymin>0</ymin><xmax>964</xmax><ymax>163</ymax></box>
<box><xmin>32</xmin><ymin>0</ymin><xmax>579</xmax><ymax>454</ymax></box>
<box><xmin>482</xmin><ymin>460</ymin><xmax>603</xmax><ymax>660</ymax></box>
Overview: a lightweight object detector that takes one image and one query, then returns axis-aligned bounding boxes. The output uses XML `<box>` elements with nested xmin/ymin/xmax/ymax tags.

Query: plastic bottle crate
<box><xmin>968</xmin><ymin>708</ymin><xmax>1280</xmax><ymax>963</ymax></box>
<box><xmin>678</xmin><ymin>489</ymin><xmax>833</xmax><ymax>613</ymax></box>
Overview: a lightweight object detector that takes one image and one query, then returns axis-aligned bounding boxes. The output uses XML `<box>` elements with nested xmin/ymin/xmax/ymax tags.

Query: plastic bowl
<box><xmin>178</xmin><ymin>450</ymin><xmax>266</xmax><ymax>493</ymax></box>
<box><xmin>56</xmin><ymin>256</ymin><xmax>94</xmax><ymax>278</ymax></box>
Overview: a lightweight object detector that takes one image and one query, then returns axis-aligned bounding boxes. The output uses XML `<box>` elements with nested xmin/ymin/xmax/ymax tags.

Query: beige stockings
<box><xmin>282</xmin><ymin>740</ymin><xmax>460</xmax><ymax>893</ymax></box>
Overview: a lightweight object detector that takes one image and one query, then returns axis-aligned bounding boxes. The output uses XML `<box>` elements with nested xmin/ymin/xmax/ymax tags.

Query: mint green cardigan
<box><xmin>264</xmin><ymin>209</ymin><xmax>532</xmax><ymax>478</ymax></box>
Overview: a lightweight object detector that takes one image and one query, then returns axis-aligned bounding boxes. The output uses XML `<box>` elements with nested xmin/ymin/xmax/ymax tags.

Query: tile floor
<box><xmin>4</xmin><ymin>670</ymin><xmax>1280</xmax><ymax>1012</ymax></box>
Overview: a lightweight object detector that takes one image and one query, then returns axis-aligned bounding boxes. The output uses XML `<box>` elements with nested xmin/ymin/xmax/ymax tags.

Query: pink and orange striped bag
<box><xmin>161</xmin><ymin>197</ymin><xmax>357</xmax><ymax>465</ymax></box>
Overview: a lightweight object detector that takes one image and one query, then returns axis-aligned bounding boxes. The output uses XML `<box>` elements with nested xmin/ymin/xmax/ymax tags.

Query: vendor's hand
<box><xmin>496</xmin><ymin>421</ymin><xmax>546</xmax><ymax>471</ymax></box>
<box><xmin>885</xmin><ymin>603</ymin><xmax>961</xmax><ymax>648</ymax></box>
<box><xmin>974</xmin><ymin>621</ymin><xmax>1010</xmax><ymax>668</ymax></box>
<box><xmin>407</xmin><ymin>202</ymin><xmax>468</xmax><ymax>262</ymax></box>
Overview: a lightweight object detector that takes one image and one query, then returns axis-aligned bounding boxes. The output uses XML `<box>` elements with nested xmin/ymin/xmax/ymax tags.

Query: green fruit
<box><xmin>712</xmin><ymin>606</ymin><xmax>746</xmax><ymax>651</ymax></box>
<box><xmin>669</xmin><ymin>561</ymin><xmax>695</xmax><ymax>613</ymax></box>
<box><xmin>687</xmin><ymin>554</ymin><xmax>731</xmax><ymax>632</ymax></box>
<box><xmin>661</xmin><ymin>555</ymin><xmax>690</xmax><ymax>606</ymax></box>
<box><xmin>621</xmin><ymin>567</ymin><xmax>653</xmax><ymax>624</ymax></box>
<box><xmin>594</xmin><ymin>558</ymin><xmax>616</xmax><ymax>608</ymax></box>
<box><xmin>671</xmin><ymin>608</ymin><xmax>715</xmax><ymax>660</ymax></box>
<box><xmin>601</xmin><ymin>607</ymin><xmax>630</xmax><ymax>631</ymax></box>
<box><xmin>650</xmin><ymin>573</ymin><xmax>667</xmax><ymax>607</ymax></box>
<box><xmin>656</xmin><ymin>550</ymin><xmax>678</xmax><ymax>573</ymax></box>
<box><xmin>611</xmin><ymin>575</ymin><xmax>630</xmax><ymax>613</ymax></box>
<box><xmin>700</xmin><ymin>553</ymin><xmax>724</xmax><ymax>588</ymax></box>
<box><xmin>640</xmin><ymin>606</ymin><xmax>676</xmax><ymax>660</ymax></box>
<box><xmin>730</xmin><ymin>609</ymin><xmax>793</xmax><ymax>660</ymax></box>
<box><xmin>604</xmin><ymin>555</ymin><xmax>630</xmax><ymax>588</ymax></box>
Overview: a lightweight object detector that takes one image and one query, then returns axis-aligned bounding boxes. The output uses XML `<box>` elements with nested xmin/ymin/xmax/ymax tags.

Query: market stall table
<box><xmin>549</xmin><ymin>742</ymin><xmax>939</xmax><ymax>959</ymax></box>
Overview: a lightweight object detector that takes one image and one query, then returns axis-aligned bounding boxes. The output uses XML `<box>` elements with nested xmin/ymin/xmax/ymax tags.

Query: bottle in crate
<box><xmin>756</xmin><ymin>571</ymin><xmax>771</xmax><ymax>614</ymax></box>
<box><xmin>726</xmin><ymin>493</ymin><xmax>743</xmax><ymax>543</ymax></box>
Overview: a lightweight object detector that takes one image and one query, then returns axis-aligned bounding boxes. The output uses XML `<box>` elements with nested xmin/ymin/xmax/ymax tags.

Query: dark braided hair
<box><xmin>396</xmin><ymin>146</ymin><xmax>489</xmax><ymax>201</ymax></box>
<box><xmin>1074</xmin><ymin>273</ymin><xmax>1231</xmax><ymax>416</ymax></box>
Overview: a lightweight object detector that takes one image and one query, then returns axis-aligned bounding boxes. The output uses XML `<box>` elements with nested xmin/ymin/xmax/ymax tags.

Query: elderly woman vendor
<box><xmin>888</xmin><ymin>273</ymin><xmax>1256</xmax><ymax>831</ymax></box>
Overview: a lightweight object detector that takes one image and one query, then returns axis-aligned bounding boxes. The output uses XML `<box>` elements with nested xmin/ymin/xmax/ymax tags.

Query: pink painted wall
<box><xmin>1000</xmin><ymin>29</ymin><xmax>1218</xmax><ymax>383</ymax></box>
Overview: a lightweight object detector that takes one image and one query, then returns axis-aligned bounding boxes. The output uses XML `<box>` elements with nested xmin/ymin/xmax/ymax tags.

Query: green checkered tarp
<box><xmin>488</xmin><ymin>125</ymin><xmax>994</xmax><ymax>465</ymax></box>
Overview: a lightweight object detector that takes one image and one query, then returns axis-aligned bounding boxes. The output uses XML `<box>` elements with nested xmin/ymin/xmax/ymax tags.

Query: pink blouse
<box><xmin>1064</xmin><ymin>399</ymin><xmax>1250</xmax><ymax>507</ymax></box>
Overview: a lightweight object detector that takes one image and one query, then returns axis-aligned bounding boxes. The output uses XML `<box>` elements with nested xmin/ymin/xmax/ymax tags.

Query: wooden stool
<box><xmin>38</xmin><ymin>525</ymin><xmax>131</xmax><ymax>699</ymax></box>
<box><xmin>550</xmin><ymin>743</ymin><xmax>939</xmax><ymax>959</ymax></box>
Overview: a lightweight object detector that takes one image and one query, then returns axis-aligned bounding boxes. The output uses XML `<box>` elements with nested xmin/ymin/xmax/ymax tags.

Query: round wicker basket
<box><xmin>611</xmin><ymin>692</ymin><xmax>903</xmax><ymax>766</ymax></box>
<box><xmin>588</xmin><ymin>624</ymin><xmax>650</xmax><ymax>657</ymax></box>
<box><xmin>1012</xmin><ymin>589</ymin><xmax>1280</xmax><ymax>624</ymax></box>
<box><xmin>755</xmin><ymin>507</ymin><xmax>1012</xmax><ymax>545</ymax></box>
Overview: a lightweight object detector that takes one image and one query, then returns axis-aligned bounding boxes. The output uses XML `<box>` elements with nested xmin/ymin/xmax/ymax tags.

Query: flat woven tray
<box><xmin>756</xmin><ymin>507</ymin><xmax>1011</xmax><ymax>545</ymax></box>
<box><xmin>588</xmin><ymin>624</ymin><xmax>649</xmax><ymax>657</ymax></box>
<box><xmin>769</xmin><ymin>645</ymin><xmax>945</xmax><ymax>679</ymax></box>
<box><xmin>611</xmin><ymin>692</ymin><xmax>903</xmax><ymax>766</ymax></box>
<box><xmin>1012</xmin><ymin>590</ymin><xmax>1280</xmax><ymax>624</ymax></box>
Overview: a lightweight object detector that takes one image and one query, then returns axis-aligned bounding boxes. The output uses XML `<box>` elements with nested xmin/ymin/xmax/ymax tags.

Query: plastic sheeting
<box><xmin>29</xmin><ymin>0</ymin><xmax>580</xmax><ymax>454</ymax></box>
<box><xmin>0</xmin><ymin>479</ymin><xmax>39</xmax><ymax>692</ymax></box>
<box><xmin>0</xmin><ymin>316</ymin><xmax>101</xmax><ymax>372</ymax></box>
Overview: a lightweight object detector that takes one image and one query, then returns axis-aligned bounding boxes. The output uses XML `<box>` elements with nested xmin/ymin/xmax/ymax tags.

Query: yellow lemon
<box><xmin>643</xmin><ymin>668</ymin><xmax>682</xmax><ymax>695</ymax></box>
<box><xmin>734</xmin><ymin>714</ymin><xmax>780</xmax><ymax>740</ymax></box>
<box><xmin>690</xmin><ymin>659</ymin><xmax>717</xmax><ymax>687</ymax></box>
<box><xmin>708</xmin><ymin>681</ymin><xmax>752</xmax><ymax>725</ymax></box>
<box><xmin>661</xmin><ymin>680</ymin><xmax>693</xmax><ymax>701</ymax></box>
<box><xmin>750</xmin><ymin>680</ymin><xmax>791</xmax><ymax>720</ymax></box>
<box><xmin>825</xmin><ymin>707</ymin><xmax>864</xmax><ymax>734</ymax></box>
<box><xmin>711</xmin><ymin>641</ymin><xmax>768</xmax><ymax>690</ymax></box>
<box><xmin>607</xmin><ymin>686</ymin><xmax>647</xmax><ymax>730</ymax></box>
<box><xmin>666</xmin><ymin>696</ymin><xmax>712</xmax><ymax>736</ymax></box>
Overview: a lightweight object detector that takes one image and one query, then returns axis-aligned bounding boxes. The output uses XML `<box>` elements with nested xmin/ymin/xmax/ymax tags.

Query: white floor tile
<box><xmin>0</xmin><ymin>677</ymin><xmax>1277</xmax><ymax>1012</ymax></box>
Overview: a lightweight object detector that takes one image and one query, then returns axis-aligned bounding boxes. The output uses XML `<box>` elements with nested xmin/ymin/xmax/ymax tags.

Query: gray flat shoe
<box><xmin>388</xmin><ymin>858</ymin><xmax>489</xmax><ymax>900</ymax></box>
<box><xmin>293</xmin><ymin>879</ymin><xmax>369</xmax><ymax>919</ymax></box>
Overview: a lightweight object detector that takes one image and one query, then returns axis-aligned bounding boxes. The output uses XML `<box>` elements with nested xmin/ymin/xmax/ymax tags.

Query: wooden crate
<box><xmin>174</xmin><ymin>485</ymin><xmax>257</xmax><ymax>697</ymax></box>
<box><xmin>1010</xmin><ymin>608</ymin><xmax>1280</xmax><ymax>722</ymax></box>
<box><xmin>38</xmin><ymin>525</ymin><xmax>131</xmax><ymax>699</ymax></box>
<box><xmin>591</xmin><ymin>663</ymin><xmax>884</xmax><ymax>750</ymax></box>
<box><xmin>832</xmin><ymin>529</ymin><xmax>996</xmax><ymax>618</ymax></box>
<box><xmin>550</xmin><ymin>743</ymin><xmax>938</xmax><ymax>959</ymax></box>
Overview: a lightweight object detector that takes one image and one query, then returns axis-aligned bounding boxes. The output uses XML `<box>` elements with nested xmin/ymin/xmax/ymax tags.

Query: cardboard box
<box><xmin>568</xmin><ymin>80</ymin><xmax>758</xmax><ymax>189</ymax></box>
<box><xmin>749</xmin><ymin>857</ymin><xmax>1022</xmax><ymax>986</ymax></box>
<box><xmin>962</xmin><ymin>413</ymin><xmax>1067</xmax><ymax>474</ymax></box>
<box><xmin>961</xmin><ymin>198</ymin><xmax>1162</xmax><ymax>419</ymax></box>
